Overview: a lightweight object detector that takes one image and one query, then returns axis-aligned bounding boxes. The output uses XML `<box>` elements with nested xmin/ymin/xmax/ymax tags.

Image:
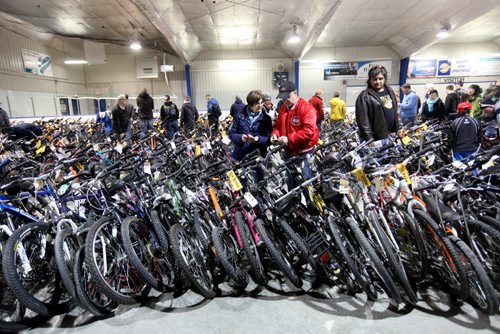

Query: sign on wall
<box><xmin>324</xmin><ymin>60</ymin><xmax>392</xmax><ymax>80</ymax></box>
<box><xmin>21</xmin><ymin>49</ymin><xmax>53</xmax><ymax>76</ymax></box>
<box><xmin>410</xmin><ymin>57</ymin><xmax>500</xmax><ymax>78</ymax></box>
<box><xmin>408</xmin><ymin>59</ymin><xmax>436</xmax><ymax>78</ymax></box>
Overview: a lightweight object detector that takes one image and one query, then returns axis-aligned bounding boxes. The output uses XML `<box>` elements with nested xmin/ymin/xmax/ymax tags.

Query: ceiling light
<box><xmin>130</xmin><ymin>40</ymin><xmax>142</xmax><ymax>50</ymax></box>
<box><xmin>64</xmin><ymin>59</ymin><xmax>88</xmax><ymax>65</ymax></box>
<box><xmin>287</xmin><ymin>24</ymin><xmax>301</xmax><ymax>44</ymax></box>
<box><xmin>436</xmin><ymin>28</ymin><xmax>449</xmax><ymax>38</ymax></box>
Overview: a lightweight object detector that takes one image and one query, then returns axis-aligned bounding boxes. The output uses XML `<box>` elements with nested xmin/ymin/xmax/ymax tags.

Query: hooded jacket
<box><xmin>207</xmin><ymin>97</ymin><xmax>220</xmax><ymax>125</ymax></box>
<box><xmin>308</xmin><ymin>95</ymin><xmax>325</xmax><ymax>122</ymax></box>
<box><xmin>136</xmin><ymin>91</ymin><xmax>154</xmax><ymax>120</ymax></box>
<box><xmin>271</xmin><ymin>97</ymin><xmax>319</xmax><ymax>156</ymax></box>
<box><xmin>180</xmin><ymin>102</ymin><xmax>199</xmax><ymax>132</ymax></box>
<box><xmin>160</xmin><ymin>101</ymin><xmax>179</xmax><ymax>123</ymax></box>
<box><xmin>230</xmin><ymin>98</ymin><xmax>246</xmax><ymax>117</ymax></box>
<box><xmin>400</xmin><ymin>90</ymin><xmax>418</xmax><ymax>118</ymax></box>
<box><xmin>450</xmin><ymin>114</ymin><xmax>481</xmax><ymax>151</ymax></box>
<box><xmin>355</xmin><ymin>85</ymin><xmax>399</xmax><ymax>142</ymax></box>
<box><xmin>329</xmin><ymin>97</ymin><xmax>346</xmax><ymax>121</ymax></box>
<box><xmin>229</xmin><ymin>105</ymin><xmax>272</xmax><ymax>161</ymax></box>
<box><xmin>112</xmin><ymin>105</ymin><xmax>131</xmax><ymax>135</ymax></box>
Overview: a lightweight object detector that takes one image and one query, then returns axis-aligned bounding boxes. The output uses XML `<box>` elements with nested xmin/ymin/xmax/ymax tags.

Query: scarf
<box><xmin>247</xmin><ymin>110</ymin><xmax>261</xmax><ymax>126</ymax></box>
<box><xmin>427</xmin><ymin>98</ymin><xmax>438</xmax><ymax>112</ymax></box>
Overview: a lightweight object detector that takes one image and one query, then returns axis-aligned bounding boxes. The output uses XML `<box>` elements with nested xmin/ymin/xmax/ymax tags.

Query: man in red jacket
<box><xmin>271</xmin><ymin>81</ymin><xmax>319</xmax><ymax>179</ymax></box>
<box><xmin>309</xmin><ymin>89</ymin><xmax>325</xmax><ymax>128</ymax></box>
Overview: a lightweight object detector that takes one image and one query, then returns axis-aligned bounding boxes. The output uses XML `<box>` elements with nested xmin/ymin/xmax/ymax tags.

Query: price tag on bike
<box><xmin>396</xmin><ymin>163</ymin><xmax>412</xmax><ymax>186</ymax></box>
<box><xmin>352</xmin><ymin>167</ymin><xmax>371</xmax><ymax>187</ymax></box>
<box><xmin>195</xmin><ymin>145</ymin><xmax>201</xmax><ymax>156</ymax></box>
<box><xmin>36</xmin><ymin>140</ymin><xmax>41</xmax><ymax>149</ymax></box>
<box><xmin>115</xmin><ymin>143</ymin><xmax>123</xmax><ymax>154</ymax></box>
<box><xmin>226</xmin><ymin>170</ymin><xmax>243</xmax><ymax>191</ymax></box>
<box><xmin>34</xmin><ymin>178</ymin><xmax>44</xmax><ymax>190</ymax></box>
<box><xmin>170</xmin><ymin>141</ymin><xmax>176</xmax><ymax>150</ymax></box>
<box><xmin>339</xmin><ymin>177</ymin><xmax>350</xmax><ymax>194</ymax></box>
<box><xmin>374</xmin><ymin>177</ymin><xmax>385</xmax><ymax>192</ymax></box>
<box><xmin>36</xmin><ymin>145</ymin><xmax>46</xmax><ymax>155</ymax></box>
<box><xmin>205</xmin><ymin>141</ymin><xmax>212</xmax><ymax>150</ymax></box>
<box><xmin>244</xmin><ymin>191</ymin><xmax>259</xmax><ymax>208</ymax></box>
<box><xmin>402</xmin><ymin>136</ymin><xmax>412</xmax><ymax>146</ymax></box>
<box><xmin>144</xmin><ymin>160</ymin><xmax>152</xmax><ymax>175</ymax></box>
<box><xmin>422</xmin><ymin>123</ymin><xmax>428</xmax><ymax>131</ymax></box>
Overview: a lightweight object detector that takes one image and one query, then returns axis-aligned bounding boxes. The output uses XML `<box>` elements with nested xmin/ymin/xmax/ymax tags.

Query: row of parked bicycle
<box><xmin>0</xmin><ymin>117</ymin><xmax>499</xmax><ymax>332</ymax></box>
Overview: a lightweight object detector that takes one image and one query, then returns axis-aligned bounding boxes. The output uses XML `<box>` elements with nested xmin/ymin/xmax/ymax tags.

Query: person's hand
<box><xmin>278</xmin><ymin>136</ymin><xmax>288</xmax><ymax>145</ymax></box>
<box><xmin>241</xmin><ymin>134</ymin><xmax>249</xmax><ymax>142</ymax></box>
<box><xmin>252</xmin><ymin>135</ymin><xmax>259</xmax><ymax>143</ymax></box>
<box><xmin>270</xmin><ymin>134</ymin><xmax>278</xmax><ymax>144</ymax></box>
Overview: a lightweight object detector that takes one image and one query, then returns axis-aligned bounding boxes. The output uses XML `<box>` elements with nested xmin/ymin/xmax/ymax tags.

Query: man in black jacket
<box><xmin>160</xmin><ymin>95</ymin><xmax>180</xmax><ymax>140</ymax></box>
<box><xmin>355</xmin><ymin>65</ymin><xmax>398</xmax><ymax>146</ymax></box>
<box><xmin>136</xmin><ymin>88</ymin><xmax>155</xmax><ymax>139</ymax></box>
<box><xmin>180</xmin><ymin>96</ymin><xmax>199</xmax><ymax>133</ymax></box>
<box><xmin>444</xmin><ymin>85</ymin><xmax>459</xmax><ymax>116</ymax></box>
<box><xmin>449</xmin><ymin>102</ymin><xmax>481</xmax><ymax>161</ymax></box>
<box><xmin>112</xmin><ymin>95</ymin><xmax>132</xmax><ymax>140</ymax></box>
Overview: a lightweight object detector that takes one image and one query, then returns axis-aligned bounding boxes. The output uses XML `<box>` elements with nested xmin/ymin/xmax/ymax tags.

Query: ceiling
<box><xmin>0</xmin><ymin>0</ymin><xmax>499</xmax><ymax>63</ymax></box>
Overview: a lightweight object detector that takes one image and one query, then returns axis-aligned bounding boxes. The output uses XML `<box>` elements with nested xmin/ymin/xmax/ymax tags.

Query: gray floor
<box><xmin>26</xmin><ymin>280</ymin><xmax>500</xmax><ymax>334</ymax></box>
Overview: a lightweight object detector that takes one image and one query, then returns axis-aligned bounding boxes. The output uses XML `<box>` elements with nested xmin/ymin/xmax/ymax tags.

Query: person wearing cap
<box><xmin>309</xmin><ymin>90</ymin><xmax>325</xmax><ymax>128</ymax></box>
<box><xmin>230</xmin><ymin>95</ymin><xmax>245</xmax><ymax>118</ymax></box>
<box><xmin>229</xmin><ymin>90</ymin><xmax>272</xmax><ymax>162</ymax></box>
<box><xmin>270</xmin><ymin>81</ymin><xmax>319</xmax><ymax>179</ymax></box>
<box><xmin>479</xmin><ymin>96</ymin><xmax>499</xmax><ymax>139</ymax></box>
<box><xmin>355</xmin><ymin>65</ymin><xmax>398</xmax><ymax>146</ymax></box>
<box><xmin>399</xmin><ymin>83</ymin><xmax>418</xmax><ymax>127</ymax></box>
<box><xmin>329</xmin><ymin>91</ymin><xmax>346</xmax><ymax>124</ymax></box>
<box><xmin>449</xmin><ymin>101</ymin><xmax>482</xmax><ymax>161</ymax></box>
<box><xmin>160</xmin><ymin>95</ymin><xmax>180</xmax><ymax>140</ymax></box>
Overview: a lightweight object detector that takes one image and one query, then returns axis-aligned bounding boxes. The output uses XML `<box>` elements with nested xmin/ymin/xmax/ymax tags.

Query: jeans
<box><xmin>124</xmin><ymin>124</ymin><xmax>133</xmax><ymax>141</ymax></box>
<box><xmin>401</xmin><ymin>116</ymin><xmax>416</xmax><ymax>127</ymax></box>
<box><xmin>165</xmin><ymin>120</ymin><xmax>179</xmax><ymax>140</ymax></box>
<box><xmin>139</xmin><ymin>119</ymin><xmax>154</xmax><ymax>139</ymax></box>
<box><xmin>452</xmin><ymin>150</ymin><xmax>476</xmax><ymax>161</ymax></box>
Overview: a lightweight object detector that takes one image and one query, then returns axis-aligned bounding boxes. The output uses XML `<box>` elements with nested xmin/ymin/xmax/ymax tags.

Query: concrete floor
<box><xmin>25</xmin><ymin>280</ymin><xmax>500</xmax><ymax>334</ymax></box>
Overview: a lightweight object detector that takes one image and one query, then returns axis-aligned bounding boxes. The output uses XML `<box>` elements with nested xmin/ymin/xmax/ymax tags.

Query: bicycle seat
<box><xmin>422</xmin><ymin>195</ymin><xmax>462</xmax><ymax>222</ymax></box>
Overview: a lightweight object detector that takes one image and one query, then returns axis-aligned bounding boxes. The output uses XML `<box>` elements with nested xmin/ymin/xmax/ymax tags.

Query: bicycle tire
<box><xmin>54</xmin><ymin>228</ymin><xmax>82</xmax><ymax>307</ymax></box>
<box><xmin>254</xmin><ymin>219</ymin><xmax>302</xmax><ymax>288</ymax></box>
<box><xmin>193</xmin><ymin>210</ymin><xmax>212</xmax><ymax>251</ymax></box>
<box><xmin>399</xmin><ymin>210</ymin><xmax>428</xmax><ymax>282</ymax></box>
<box><xmin>121</xmin><ymin>216</ymin><xmax>173</xmax><ymax>292</ymax></box>
<box><xmin>211</xmin><ymin>227</ymin><xmax>248</xmax><ymax>290</ymax></box>
<box><xmin>73</xmin><ymin>246</ymin><xmax>115</xmax><ymax>316</ymax></box>
<box><xmin>85</xmin><ymin>216</ymin><xmax>150</xmax><ymax>305</ymax></box>
<box><xmin>2</xmin><ymin>222</ymin><xmax>73</xmax><ymax>316</ymax></box>
<box><xmin>413</xmin><ymin>209</ymin><xmax>469</xmax><ymax>299</ymax></box>
<box><xmin>370</xmin><ymin>211</ymin><xmax>418</xmax><ymax>305</ymax></box>
<box><xmin>234</xmin><ymin>211</ymin><xmax>267</xmax><ymax>286</ymax></box>
<box><xmin>328</xmin><ymin>217</ymin><xmax>378</xmax><ymax>300</ymax></box>
<box><xmin>344</xmin><ymin>217</ymin><xmax>402</xmax><ymax>304</ymax></box>
<box><xmin>168</xmin><ymin>224</ymin><xmax>216</xmax><ymax>299</ymax></box>
<box><xmin>149</xmin><ymin>210</ymin><xmax>176</xmax><ymax>289</ymax></box>
<box><xmin>449</xmin><ymin>236</ymin><xmax>499</xmax><ymax>315</ymax></box>
<box><xmin>477</xmin><ymin>215</ymin><xmax>500</xmax><ymax>232</ymax></box>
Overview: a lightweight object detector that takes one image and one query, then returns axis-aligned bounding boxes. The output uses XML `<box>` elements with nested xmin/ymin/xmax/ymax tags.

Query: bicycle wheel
<box><xmin>73</xmin><ymin>246</ymin><xmax>116</xmax><ymax>316</ymax></box>
<box><xmin>344</xmin><ymin>217</ymin><xmax>402</xmax><ymax>304</ymax></box>
<box><xmin>193</xmin><ymin>210</ymin><xmax>212</xmax><ymax>251</ymax></box>
<box><xmin>413</xmin><ymin>209</ymin><xmax>469</xmax><ymax>299</ymax></box>
<box><xmin>212</xmin><ymin>227</ymin><xmax>248</xmax><ymax>290</ymax></box>
<box><xmin>168</xmin><ymin>224</ymin><xmax>216</xmax><ymax>299</ymax></box>
<box><xmin>398</xmin><ymin>210</ymin><xmax>428</xmax><ymax>282</ymax></box>
<box><xmin>478</xmin><ymin>215</ymin><xmax>500</xmax><ymax>232</ymax></box>
<box><xmin>2</xmin><ymin>223</ymin><xmax>73</xmax><ymax>316</ymax></box>
<box><xmin>234</xmin><ymin>211</ymin><xmax>267</xmax><ymax>286</ymax></box>
<box><xmin>254</xmin><ymin>219</ymin><xmax>302</xmax><ymax>288</ymax></box>
<box><xmin>328</xmin><ymin>216</ymin><xmax>378</xmax><ymax>300</ymax></box>
<box><xmin>85</xmin><ymin>216</ymin><xmax>150</xmax><ymax>305</ymax></box>
<box><xmin>54</xmin><ymin>228</ymin><xmax>82</xmax><ymax>306</ymax></box>
<box><xmin>449</xmin><ymin>236</ymin><xmax>499</xmax><ymax>315</ymax></box>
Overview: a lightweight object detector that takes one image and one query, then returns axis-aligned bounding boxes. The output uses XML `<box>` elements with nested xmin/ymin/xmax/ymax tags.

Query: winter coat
<box><xmin>96</xmin><ymin>111</ymin><xmax>112</xmax><ymax>133</ymax></box>
<box><xmin>355</xmin><ymin>85</ymin><xmax>399</xmax><ymax>142</ymax></box>
<box><xmin>0</xmin><ymin>108</ymin><xmax>11</xmax><ymax>129</ymax></box>
<box><xmin>400</xmin><ymin>91</ymin><xmax>418</xmax><ymax>118</ymax></box>
<box><xmin>180</xmin><ymin>102</ymin><xmax>199</xmax><ymax>132</ymax></box>
<box><xmin>308</xmin><ymin>95</ymin><xmax>325</xmax><ymax>122</ymax></box>
<box><xmin>136</xmin><ymin>92</ymin><xmax>154</xmax><ymax>120</ymax></box>
<box><xmin>271</xmin><ymin>97</ymin><xmax>319</xmax><ymax>156</ymax></box>
<box><xmin>444</xmin><ymin>92</ymin><xmax>459</xmax><ymax>114</ymax></box>
<box><xmin>229</xmin><ymin>105</ymin><xmax>272</xmax><ymax>161</ymax></box>
<box><xmin>230</xmin><ymin>98</ymin><xmax>245</xmax><ymax>117</ymax></box>
<box><xmin>468</xmin><ymin>96</ymin><xmax>482</xmax><ymax>118</ymax></box>
<box><xmin>329</xmin><ymin>97</ymin><xmax>346</xmax><ymax>121</ymax></box>
<box><xmin>112</xmin><ymin>105</ymin><xmax>131</xmax><ymax>135</ymax></box>
<box><xmin>421</xmin><ymin>98</ymin><xmax>446</xmax><ymax>121</ymax></box>
<box><xmin>207</xmin><ymin>97</ymin><xmax>220</xmax><ymax>125</ymax></box>
<box><xmin>450</xmin><ymin>114</ymin><xmax>481</xmax><ymax>151</ymax></box>
<box><xmin>160</xmin><ymin>102</ymin><xmax>179</xmax><ymax>124</ymax></box>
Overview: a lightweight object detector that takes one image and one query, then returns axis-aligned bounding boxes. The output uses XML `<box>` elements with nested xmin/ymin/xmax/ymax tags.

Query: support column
<box><xmin>294</xmin><ymin>60</ymin><xmax>300</xmax><ymax>94</ymax></box>
<box><xmin>399</xmin><ymin>57</ymin><xmax>410</xmax><ymax>101</ymax></box>
<box><xmin>185</xmin><ymin>64</ymin><xmax>192</xmax><ymax>97</ymax></box>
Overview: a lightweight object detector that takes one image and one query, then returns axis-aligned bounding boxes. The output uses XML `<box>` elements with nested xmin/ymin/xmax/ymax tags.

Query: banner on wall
<box><xmin>437</xmin><ymin>58</ymin><xmax>473</xmax><ymax>77</ymax></box>
<box><xmin>324</xmin><ymin>60</ymin><xmax>392</xmax><ymax>80</ymax></box>
<box><xmin>471</xmin><ymin>57</ymin><xmax>500</xmax><ymax>76</ymax></box>
<box><xmin>408</xmin><ymin>59</ymin><xmax>436</xmax><ymax>78</ymax></box>
<box><xmin>21</xmin><ymin>49</ymin><xmax>53</xmax><ymax>76</ymax></box>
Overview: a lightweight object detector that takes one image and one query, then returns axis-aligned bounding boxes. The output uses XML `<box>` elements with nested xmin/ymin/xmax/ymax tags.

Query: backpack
<box><xmin>212</xmin><ymin>103</ymin><xmax>222</xmax><ymax>118</ymax></box>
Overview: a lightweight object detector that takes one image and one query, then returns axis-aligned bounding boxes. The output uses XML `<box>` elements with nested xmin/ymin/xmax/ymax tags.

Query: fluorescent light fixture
<box><xmin>130</xmin><ymin>41</ymin><xmax>142</xmax><ymax>50</ymax></box>
<box><xmin>64</xmin><ymin>59</ymin><xmax>88</xmax><ymax>64</ymax></box>
<box><xmin>436</xmin><ymin>28</ymin><xmax>449</xmax><ymax>38</ymax></box>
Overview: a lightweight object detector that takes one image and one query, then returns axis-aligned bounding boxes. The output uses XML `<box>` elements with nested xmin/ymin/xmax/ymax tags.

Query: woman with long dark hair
<box><xmin>355</xmin><ymin>65</ymin><xmax>398</xmax><ymax>146</ymax></box>
<box><xmin>467</xmin><ymin>84</ymin><xmax>483</xmax><ymax>118</ymax></box>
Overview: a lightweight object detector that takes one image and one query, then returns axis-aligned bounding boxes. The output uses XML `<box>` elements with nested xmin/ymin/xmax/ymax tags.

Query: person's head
<box><xmin>276</xmin><ymin>81</ymin><xmax>298</xmax><ymax>106</ymax></box>
<box><xmin>429</xmin><ymin>89</ymin><xmax>439</xmax><ymax>100</ymax></box>
<box><xmin>367</xmin><ymin>65</ymin><xmax>387</xmax><ymax>91</ymax></box>
<box><xmin>457</xmin><ymin>101</ymin><xmax>472</xmax><ymax>114</ymax></box>
<box><xmin>125</xmin><ymin>94</ymin><xmax>129</xmax><ymax>100</ymax></box>
<box><xmin>425</xmin><ymin>83</ymin><xmax>435</xmax><ymax>95</ymax></box>
<box><xmin>480</xmin><ymin>96</ymin><xmax>496</xmax><ymax>117</ymax></box>
<box><xmin>142</xmin><ymin>88</ymin><xmax>148</xmax><ymax>94</ymax></box>
<box><xmin>164</xmin><ymin>95</ymin><xmax>171</xmax><ymax>103</ymax></box>
<box><xmin>206</xmin><ymin>94</ymin><xmax>212</xmax><ymax>101</ymax></box>
<box><xmin>235</xmin><ymin>95</ymin><xmax>241</xmax><ymax>101</ymax></box>
<box><xmin>446</xmin><ymin>85</ymin><xmax>454</xmax><ymax>93</ymax></box>
<box><xmin>117</xmin><ymin>94</ymin><xmax>128</xmax><ymax>108</ymax></box>
<box><xmin>246</xmin><ymin>90</ymin><xmax>263</xmax><ymax>113</ymax></box>
<box><xmin>455</xmin><ymin>80</ymin><xmax>464</xmax><ymax>89</ymax></box>
<box><xmin>315</xmin><ymin>89</ymin><xmax>322</xmax><ymax>97</ymax></box>
<box><xmin>184</xmin><ymin>95</ymin><xmax>191</xmax><ymax>103</ymax></box>
<box><xmin>333</xmin><ymin>91</ymin><xmax>340</xmax><ymax>98</ymax></box>
<box><xmin>468</xmin><ymin>84</ymin><xmax>482</xmax><ymax>97</ymax></box>
<box><xmin>401</xmin><ymin>83</ymin><xmax>411</xmax><ymax>95</ymax></box>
